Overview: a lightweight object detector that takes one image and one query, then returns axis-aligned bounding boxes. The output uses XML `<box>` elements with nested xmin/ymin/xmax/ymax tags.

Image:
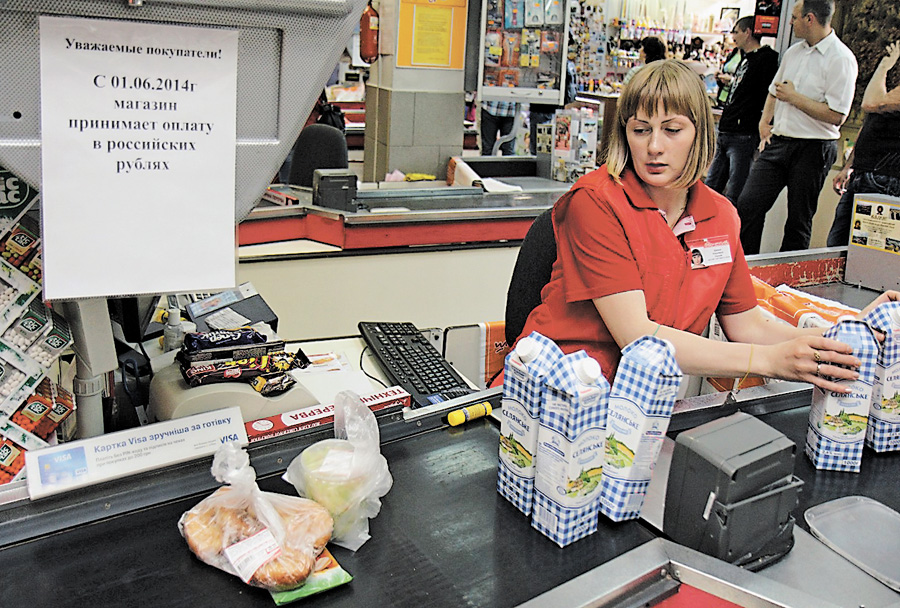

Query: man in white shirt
<box><xmin>735</xmin><ymin>0</ymin><xmax>857</xmax><ymax>254</ymax></box>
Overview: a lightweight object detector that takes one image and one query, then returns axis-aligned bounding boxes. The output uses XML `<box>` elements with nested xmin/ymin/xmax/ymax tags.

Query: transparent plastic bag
<box><xmin>178</xmin><ymin>442</ymin><xmax>334</xmax><ymax>591</ymax></box>
<box><xmin>284</xmin><ymin>390</ymin><xmax>393</xmax><ymax>551</ymax></box>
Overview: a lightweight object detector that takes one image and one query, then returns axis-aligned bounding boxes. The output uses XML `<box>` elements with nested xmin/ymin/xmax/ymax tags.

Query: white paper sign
<box><xmin>25</xmin><ymin>406</ymin><xmax>247</xmax><ymax>499</ymax></box>
<box><xmin>39</xmin><ymin>16</ymin><xmax>239</xmax><ymax>300</ymax></box>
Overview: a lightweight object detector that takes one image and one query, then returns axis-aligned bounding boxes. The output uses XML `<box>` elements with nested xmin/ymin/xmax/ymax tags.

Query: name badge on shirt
<box><xmin>686</xmin><ymin>236</ymin><xmax>732</xmax><ymax>269</ymax></box>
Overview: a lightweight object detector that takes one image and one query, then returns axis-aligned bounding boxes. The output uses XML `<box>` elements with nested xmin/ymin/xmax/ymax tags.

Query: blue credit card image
<box><xmin>37</xmin><ymin>446</ymin><xmax>89</xmax><ymax>487</ymax></box>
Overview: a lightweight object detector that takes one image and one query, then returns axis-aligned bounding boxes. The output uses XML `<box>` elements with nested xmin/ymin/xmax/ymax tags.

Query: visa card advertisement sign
<box><xmin>25</xmin><ymin>406</ymin><xmax>246</xmax><ymax>499</ymax></box>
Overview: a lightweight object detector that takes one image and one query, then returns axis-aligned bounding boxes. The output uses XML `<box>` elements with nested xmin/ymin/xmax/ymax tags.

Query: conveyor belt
<box><xmin>754</xmin><ymin>407</ymin><xmax>900</xmax><ymax>530</ymax></box>
<box><xmin>0</xmin><ymin>420</ymin><xmax>654</xmax><ymax>608</ymax></box>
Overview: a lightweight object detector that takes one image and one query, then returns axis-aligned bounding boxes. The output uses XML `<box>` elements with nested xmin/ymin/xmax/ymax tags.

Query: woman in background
<box><xmin>622</xmin><ymin>36</ymin><xmax>668</xmax><ymax>85</ymax></box>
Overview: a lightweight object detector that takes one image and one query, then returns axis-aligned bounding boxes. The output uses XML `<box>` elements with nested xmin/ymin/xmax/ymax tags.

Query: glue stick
<box><xmin>448</xmin><ymin>401</ymin><xmax>492</xmax><ymax>426</ymax></box>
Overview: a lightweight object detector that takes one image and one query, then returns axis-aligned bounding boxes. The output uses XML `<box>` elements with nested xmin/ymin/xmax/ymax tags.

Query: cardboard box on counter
<box><xmin>245</xmin><ymin>386</ymin><xmax>410</xmax><ymax>442</ymax></box>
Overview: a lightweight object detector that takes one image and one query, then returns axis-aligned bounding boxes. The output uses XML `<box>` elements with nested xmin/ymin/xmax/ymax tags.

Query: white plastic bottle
<box><xmin>163</xmin><ymin>308</ymin><xmax>184</xmax><ymax>352</ymax></box>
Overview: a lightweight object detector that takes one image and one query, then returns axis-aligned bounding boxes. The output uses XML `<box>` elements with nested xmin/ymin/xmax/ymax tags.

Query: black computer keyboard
<box><xmin>358</xmin><ymin>321</ymin><xmax>476</xmax><ymax>408</ymax></box>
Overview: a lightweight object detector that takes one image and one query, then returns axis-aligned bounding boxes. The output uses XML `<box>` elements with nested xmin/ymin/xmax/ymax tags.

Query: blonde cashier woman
<box><xmin>516</xmin><ymin>59</ymin><xmax>898</xmax><ymax>392</ymax></box>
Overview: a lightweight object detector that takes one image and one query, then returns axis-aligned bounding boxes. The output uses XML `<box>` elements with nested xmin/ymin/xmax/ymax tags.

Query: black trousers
<box><xmin>735</xmin><ymin>136</ymin><xmax>837</xmax><ymax>255</ymax></box>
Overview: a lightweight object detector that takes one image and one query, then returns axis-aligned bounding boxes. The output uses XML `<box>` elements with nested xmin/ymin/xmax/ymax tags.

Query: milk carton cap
<box><xmin>574</xmin><ymin>357</ymin><xmax>601</xmax><ymax>385</ymax></box>
<box><xmin>516</xmin><ymin>336</ymin><xmax>541</xmax><ymax>363</ymax></box>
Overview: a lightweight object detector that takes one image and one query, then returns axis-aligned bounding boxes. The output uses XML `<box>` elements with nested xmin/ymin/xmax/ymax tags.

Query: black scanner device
<box><xmin>663</xmin><ymin>412</ymin><xmax>803</xmax><ymax>570</ymax></box>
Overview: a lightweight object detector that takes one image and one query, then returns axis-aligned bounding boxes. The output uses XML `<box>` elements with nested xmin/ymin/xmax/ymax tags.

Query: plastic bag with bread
<box><xmin>178</xmin><ymin>442</ymin><xmax>333</xmax><ymax>592</ymax></box>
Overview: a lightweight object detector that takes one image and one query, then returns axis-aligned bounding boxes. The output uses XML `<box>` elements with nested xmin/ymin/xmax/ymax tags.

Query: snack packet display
<box><xmin>806</xmin><ymin>320</ymin><xmax>878</xmax><ymax>472</ymax></box>
<box><xmin>532</xmin><ymin>351</ymin><xmax>609</xmax><ymax>547</ymax></box>
<box><xmin>862</xmin><ymin>303</ymin><xmax>900</xmax><ymax>452</ymax></box>
<box><xmin>284</xmin><ymin>390</ymin><xmax>393</xmax><ymax>551</ymax></box>
<box><xmin>599</xmin><ymin>336</ymin><xmax>682</xmax><ymax>522</ymax></box>
<box><xmin>498</xmin><ymin>332</ymin><xmax>563</xmax><ymax>516</ymax></box>
<box><xmin>178</xmin><ymin>442</ymin><xmax>335</xmax><ymax>592</ymax></box>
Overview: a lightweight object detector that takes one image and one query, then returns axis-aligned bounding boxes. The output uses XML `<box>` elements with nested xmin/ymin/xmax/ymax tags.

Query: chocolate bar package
<box><xmin>182</xmin><ymin>327</ymin><xmax>267</xmax><ymax>353</ymax></box>
<box><xmin>181</xmin><ymin>349</ymin><xmax>310</xmax><ymax>388</ymax></box>
<box><xmin>178</xmin><ymin>340</ymin><xmax>286</xmax><ymax>367</ymax></box>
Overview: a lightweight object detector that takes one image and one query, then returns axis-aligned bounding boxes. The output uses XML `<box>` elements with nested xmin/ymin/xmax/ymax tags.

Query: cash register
<box><xmin>663</xmin><ymin>412</ymin><xmax>804</xmax><ymax>570</ymax></box>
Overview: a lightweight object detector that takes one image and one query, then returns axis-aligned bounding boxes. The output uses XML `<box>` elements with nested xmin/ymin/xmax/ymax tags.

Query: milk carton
<box><xmin>862</xmin><ymin>303</ymin><xmax>900</xmax><ymax>452</ymax></box>
<box><xmin>532</xmin><ymin>351</ymin><xmax>609</xmax><ymax>547</ymax></box>
<box><xmin>806</xmin><ymin>320</ymin><xmax>878</xmax><ymax>472</ymax></box>
<box><xmin>599</xmin><ymin>336</ymin><xmax>682</xmax><ymax>522</ymax></box>
<box><xmin>498</xmin><ymin>332</ymin><xmax>563</xmax><ymax>515</ymax></box>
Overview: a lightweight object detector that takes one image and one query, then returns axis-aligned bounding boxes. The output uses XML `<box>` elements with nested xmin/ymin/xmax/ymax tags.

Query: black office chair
<box><xmin>504</xmin><ymin>207</ymin><xmax>557</xmax><ymax>347</ymax></box>
<box><xmin>287</xmin><ymin>123</ymin><xmax>349</xmax><ymax>188</ymax></box>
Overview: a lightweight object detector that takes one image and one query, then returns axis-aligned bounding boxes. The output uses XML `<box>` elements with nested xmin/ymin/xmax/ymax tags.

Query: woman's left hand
<box><xmin>760</xmin><ymin>335</ymin><xmax>860</xmax><ymax>393</ymax></box>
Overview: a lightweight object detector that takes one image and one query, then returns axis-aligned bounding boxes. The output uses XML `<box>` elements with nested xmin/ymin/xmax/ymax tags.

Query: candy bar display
<box><xmin>26</xmin><ymin>310</ymin><xmax>72</xmax><ymax>368</ymax></box>
<box><xmin>9</xmin><ymin>378</ymin><xmax>74</xmax><ymax>441</ymax></box>
<box><xmin>0</xmin><ymin>165</ymin><xmax>38</xmax><ymax>238</ymax></box>
<box><xmin>0</xmin><ymin>337</ymin><xmax>43</xmax><ymax>412</ymax></box>
<box><xmin>2</xmin><ymin>299</ymin><xmax>50</xmax><ymax>352</ymax></box>
<box><xmin>177</xmin><ymin>329</ymin><xmax>310</xmax><ymax>396</ymax></box>
<box><xmin>0</xmin><ymin>437</ymin><xmax>26</xmax><ymax>484</ymax></box>
<box><xmin>0</xmin><ymin>276</ymin><xmax>17</xmax><ymax>314</ymax></box>
<box><xmin>0</xmin><ymin>216</ymin><xmax>40</xmax><ymax>276</ymax></box>
<box><xmin>19</xmin><ymin>253</ymin><xmax>40</xmax><ymax>284</ymax></box>
<box><xmin>182</xmin><ymin>351</ymin><xmax>306</xmax><ymax>388</ymax></box>
<box><xmin>0</xmin><ymin>256</ymin><xmax>40</xmax><ymax>335</ymax></box>
<box><xmin>0</xmin><ymin>360</ymin><xmax>26</xmax><ymax>400</ymax></box>
<box><xmin>0</xmin><ymin>378</ymin><xmax>73</xmax><ymax>486</ymax></box>
<box><xmin>182</xmin><ymin>326</ymin><xmax>268</xmax><ymax>353</ymax></box>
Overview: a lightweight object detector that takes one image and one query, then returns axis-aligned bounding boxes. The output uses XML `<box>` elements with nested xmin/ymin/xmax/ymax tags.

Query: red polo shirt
<box><xmin>518</xmin><ymin>166</ymin><xmax>756</xmax><ymax>381</ymax></box>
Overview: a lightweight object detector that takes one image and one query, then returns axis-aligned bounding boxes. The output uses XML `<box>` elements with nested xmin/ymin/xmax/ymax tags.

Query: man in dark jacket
<box><xmin>826</xmin><ymin>40</ymin><xmax>900</xmax><ymax>246</ymax></box>
<box><xmin>705</xmin><ymin>16</ymin><xmax>779</xmax><ymax>203</ymax></box>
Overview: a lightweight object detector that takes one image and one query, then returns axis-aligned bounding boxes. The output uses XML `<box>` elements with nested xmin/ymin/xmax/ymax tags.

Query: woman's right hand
<box><xmin>759</xmin><ymin>335</ymin><xmax>859</xmax><ymax>393</ymax></box>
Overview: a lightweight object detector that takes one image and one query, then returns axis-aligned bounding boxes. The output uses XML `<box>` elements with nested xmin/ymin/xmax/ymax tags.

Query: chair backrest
<box><xmin>504</xmin><ymin>207</ymin><xmax>557</xmax><ymax>346</ymax></box>
<box><xmin>288</xmin><ymin>123</ymin><xmax>349</xmax><ymax>188</ymax></box>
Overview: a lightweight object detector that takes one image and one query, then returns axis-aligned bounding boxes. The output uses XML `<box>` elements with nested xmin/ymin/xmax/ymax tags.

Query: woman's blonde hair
<box><xmin>606</xmin><ymin>59</ymin><xmax>715</xmax><ymax>189</ymax></box>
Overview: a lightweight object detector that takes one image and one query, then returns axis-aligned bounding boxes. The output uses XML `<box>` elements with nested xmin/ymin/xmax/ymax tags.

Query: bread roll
<box><xmin>180</xmin><ymin>487</ymin><xmax>334</xmax><ymax>591</ymax></box>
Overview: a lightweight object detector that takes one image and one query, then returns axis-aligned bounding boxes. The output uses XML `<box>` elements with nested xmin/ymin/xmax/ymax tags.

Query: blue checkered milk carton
<box><xmin>806</xmin><ymin>320</ymin><xmax>878</xmax><ymax>472</ymax></box>
<box><xmin>861</xmin><ymin>303</ymin><xmax>900</xmax><ymax>452</ymax></box>
<box><xmin>599</xmin><ymin>336</ymin><xmax>682</xmax><ymax>522</ymax></box>
<box><xmin>498</xmin><ymin>332</ymin><xmax>563</xmax><ymax>515</ymax></box>
<box><xmin>532</xmin><ymin>351</ymin><xmax>610</xmax><ymax>547</ymax></box>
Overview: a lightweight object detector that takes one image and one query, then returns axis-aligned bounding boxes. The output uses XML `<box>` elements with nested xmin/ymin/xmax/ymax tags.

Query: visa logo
<box><xmin>220</xmin><ymin>434</ymin><xmax>240</xmax><ymax>443</ymax></box>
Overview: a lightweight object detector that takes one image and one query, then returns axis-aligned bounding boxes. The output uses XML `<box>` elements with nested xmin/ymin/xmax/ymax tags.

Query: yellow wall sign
<box><xmin>397</xmin><ymin>0</ymin><xmax>467</xmax><ymax>69</ymax></box>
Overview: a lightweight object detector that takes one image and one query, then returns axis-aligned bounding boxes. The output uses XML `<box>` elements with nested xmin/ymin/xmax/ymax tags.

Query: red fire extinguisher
<box><xmin>360</xmin><ymin>0</ymin><xmax>379</xmax><ymax>64</ymax></box>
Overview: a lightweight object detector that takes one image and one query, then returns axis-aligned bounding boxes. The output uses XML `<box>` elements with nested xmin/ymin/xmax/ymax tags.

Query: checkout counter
<box><xmin>2</xmin><ymin>248</ymin><xmax>900</xmax><ymax>607</ymax></box>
